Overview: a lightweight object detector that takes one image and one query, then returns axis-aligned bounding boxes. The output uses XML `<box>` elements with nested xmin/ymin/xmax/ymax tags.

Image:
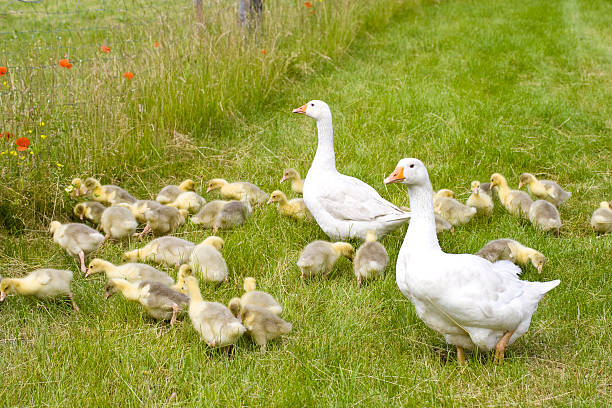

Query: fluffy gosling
<box><xmin>73</xmin><ymin>201</ymin><xmax>106</xmax><ymax>225</ymax></box>
<box><xmin>228</xmin><ymin>301</ymin><xmax>292</xmax><ymax>352</ymax></box>
<box><xmin>104</xmin><ymin>279</ymin><xmax>188</xmax><ymax>325</ymax></box>
<box><xmin>189</xmin><ymin>236</ymin><xmax>228</xmax><ymax>284</ymax></box>
<box><xmin>267</xmin><ymin>190</ymin><xmax>312</xmax><ymax>221</ymax></box>
<box><xmin>490</xmin><ymin>173</ymin><xmax>533</xmax><ymax>218</ymax></box>
<box><xmin>239</xmin><ymin>277</ymin><xmax>282</xmax><ymax>315</ymax></box>
<box><xmin>280</xmin><ymin>168</ymin><xmax>304</xmax><ymax>194</ymax></box>
<box><xmin>184</xmin><ymin>276</ymin><xmax>246</xmax><ymax>350</ymax></box>
<box><xmin>206</xmin><ymin>178</ymin><xmax>269</xmax><ymax>206</ymax></box>
<box><xmin>122</xmin><ymin>236</ymin><xmax>195</xmax><ymax>268</ymax></box>
<box><xmin>156</xmin><ymin>179</ymin><xmax>196</xmax><ymax>204</ymax></box>
<box><xmin>529</xmin><ymin>200</ymin><xmax>562</xmax><ymax>235</ymax></box>
<box><xmin>297</xmin><ymin>241</ymin><xmax>354</xmax><ymax>279</ymax></box>
<box><xmin>191</xmin><ymin>200</ymin><xmax>229</xmax><ymax>228</ymax></box>
<box><xmin>139</xmin><ymin>205</ymin><xmax>188</xmax><ymax>239</ymax></box>
<box><xmin>167</xmin><ymin>191</ymin><xmax>207</xmax><ymax>214</ymax></box>
<box><xmin>519</xmin><ymin>173</ymin><xmax>571</xmax><ymax>207</ymax></box>
<box><xmin>49</xmin><ymin>221</ymin><xmax>104</xmax><ymax>273</ymax></box>
<box><xmin>353</xmin><ymin>231</ymin><xmax>389</xmax><ymax>287</ymax></box>
<box><xmin>83</xmin><ymin>177</ymin><xmax>137</xmax><ymax>205</ymax></box>
<box><xmin>434</xmin><ymin>197</ymin><xmax>477</xmax><ymax>226</ymax></box>
<box><xmin>0</xmin><ymin>269</ymin><xmax>78</xmax><ymax>311</ymax></box>
<box><xmin>466</xmin><ymin>181</ymin><xmax>494</xmax><ymax>216</ymax></box>
<box><xmin>591</xmin><ymin>201</ymin><xmax>612</xmax><ymax>234</ymax></box>
<box><xmin>212</xmin><ymin>200</ymin><xmax>251</xmax><ymax>233</ymax></box>
<box><xmin>100</xmin><ymin>206</ymin><xmax>138</xmax><ymax>240</ymax></box>
<box><xmin>86</xmin><ymin>258</ymin><xmax>174</xmax><ymax>286</ymax></box>
<box><xmin>475</xmin><ymin>238</ymin><xmax>546</xmax><ymax>274</ymax></box>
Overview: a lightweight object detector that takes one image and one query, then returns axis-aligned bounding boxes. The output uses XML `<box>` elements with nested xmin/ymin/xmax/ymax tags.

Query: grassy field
<box><xmin>1</xmin><ymin>0</ymin><xmax>611</xmax><ymax>406</ymax></box>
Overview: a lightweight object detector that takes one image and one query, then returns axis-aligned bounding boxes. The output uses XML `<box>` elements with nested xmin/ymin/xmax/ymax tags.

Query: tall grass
<box><xmin>0</xmin><ymin>0</ymin><xmax>418</xmax><ymax>230</ymax></box>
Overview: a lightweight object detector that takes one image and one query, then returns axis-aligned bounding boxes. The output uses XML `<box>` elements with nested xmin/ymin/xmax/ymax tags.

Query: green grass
<box><xmin>1</xmin><ymin>0</ymin><xmax>612</xmax><ymax>406</ymax></box>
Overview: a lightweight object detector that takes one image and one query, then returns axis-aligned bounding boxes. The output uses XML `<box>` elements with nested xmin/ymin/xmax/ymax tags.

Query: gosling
<box><xmin>353</xmin><ymin>230</ymin><xmax>388</xmax><ymax>287</ymax></box>
<box><xmin>83</xmin><ymin>177</ymin><xmax>137</xmax><ymax>205</ymax></box>
<box><xmin>167</xmin><ymin>191</ymin><xmax>207</xmax><ymax>214</ymax></box>
<box><xmin>191</xmin><ymin>200</ymin><xmax>228</xmax><ymax>228</ymax></box>
<box><xmin>239</xmin><ymin>277</ymin><xmax>282</xmax><ymax>315</ymax></box>
<box><xmin>49</xmin><ymin>221</ymin><xmax>104</xmax><ymax>273</ymax></box>
<box><xmin>100</xmin><ymin>206</ymin><xmax>138</xmax><ymax>240</ymax></box>
<box><xmin>86</xmin><ymin>258</ymin><xmax>174</xmax><ymax>286</ymax></box>
<box><xmin>212</xmin><ymin>200</ymin><xmax>251</xmax><ymax>233</ymax></box>
<box><xmin>519</xmin><ymin>173</ymin><xmax>571</xmax><ymax>207</ymax></box>
<box><xmin>434</xmin><ymin>197</ymin><xmax>477</xmax><ymax>226</ymax></box>
<box><xmin>297</xmin><ymin>241</ymin><xmax>354</xmax><ymax>279</ymax></box>
<box><xmin>0</xmin><ymin>269</ymin><xmax>78</xmax><ymax>311</ymax></box>
<box><xmin>104</xmin><ymin>279</ymin><xmax>188</xmax><ymax>325</ymax></box>
<box><xmin>490</xmin><ymin>173</ymin><xmax>533</xmax><ymax>218</ymax></box>
<box><xmin>466</xmin><ymin>181</ymin><xmax>494</xmax><ymax>216</ymax></box>
<box><xmin>529</xmin><ymin>200</ymin><xmax>562</xmax><ymax>235</ymax></box>
<box><xmin>156</xmin><ymin>179</ymin><xmax>196</xmax><ymax>204</ymax></box>
<box><xmin>591</xmin><ymin>201</ymin><xmax>612</xmax><ymax>234</ymax></box>
<box><xmin>189</xmin><ymin>236</ymin><xmax>228</xmax><ymax>284</ymax></box>
<box><xmin>73</xmin><ymin>201</ymin><xmax>106</xmax><ymax>225</ymax></box>
<box><xmin>184</xmin><ymin>276</ymin><xmax>246</xmax><ymax>350</ymax></box>
<box><xmin>122</xmin><ymin>236</ymin><xmax>195</xmax><ymax>268</ymax></box>
<box><xmin>475</xmin><ymin>238</ymin><xmax>546</xmax><ymax>274</ymax></box>
<box><xmin>206</xmin><ymin>178</ymin><xmax>268</xmax><ymax>206</ymax></box>
<box><xmin>139</xmin><ymin>205</ymin><xmax>187</xmax><ymax>239</ymax></box>
<box><xmin>228</xmin><ymin>300</ymin><xmax>292</xmax><ymax>353</ymax></box>
<box><xmin>280</xmin><ymin>168</ymin><xmax>304</xmax><ymax>194</ymax></box>
<box><xmin>267</xmin><ymin>190</ymin><xmax>312</xmax><ymax>221</ymax></box>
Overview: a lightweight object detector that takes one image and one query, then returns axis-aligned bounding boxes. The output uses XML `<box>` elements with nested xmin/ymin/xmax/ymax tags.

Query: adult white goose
<box><xmin>384</xmin><ymin>158</ymin><xmax>560</xmax><ymax>364</ymax></box>
<box><xmin>292</xmin><ymin>100</ymin><xmax>410</xmax><ymax>240</ymax></box>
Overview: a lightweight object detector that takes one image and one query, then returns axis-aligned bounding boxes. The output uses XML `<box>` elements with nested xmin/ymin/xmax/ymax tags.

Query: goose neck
<box><xmin>404</xmin><ymin>183</ymin><xmax>441</xmax><ymax>252</ymax></box>
<box><xmin>312</xmin><ymin>117</ymin><xmax>336</xmax><ymax>171</ymax></box>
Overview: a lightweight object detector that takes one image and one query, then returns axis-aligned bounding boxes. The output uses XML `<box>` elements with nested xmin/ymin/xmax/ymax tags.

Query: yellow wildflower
<box><xmin>40</xmin><ymin>134</ymin><xmax>47</xmax><ymax>140</ymax></box>
<box><xmin>56</xmin><ymin>162</ymin><xmax>63</xmax><ymax>168</ymax></box>
<box><xmin>40</xmin><ymin>121</ymin><xmax>45</xmax><ymax>126</ymax></box>
<box><xmin>28</xmin><ymin>129</ymin><xmax>32</xmax><ymax>134</ymax></box>
<box><xmin>20</xmin><ymin>156</ymin><xmax>24</xmax><ymax>160</ymax></box>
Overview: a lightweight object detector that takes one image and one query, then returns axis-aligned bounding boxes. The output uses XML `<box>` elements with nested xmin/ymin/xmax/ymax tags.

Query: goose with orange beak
<box><xmin>385</xmin><ymin>157</ymin><xmax>560</xmax><ymax>364</ymax></box>
<box><xmin>292</xmin><ymin>100</ymin><xmax>410</xmax><ymax>240</ymax></box>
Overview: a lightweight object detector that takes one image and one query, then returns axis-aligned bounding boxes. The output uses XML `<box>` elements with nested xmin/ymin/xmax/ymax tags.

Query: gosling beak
<box><xmin>79</xmin><ymin>214</ymin><xmax>83</xmax><ymax>220</ymax></box>
<box><xmin>104</xmin><ymin>292</ymin><xmax>111</xmax><ymax>300</ymax></box>
<box><xmin>84</xmin><ymin>269</ymin><xmax>92</xmax><ymax>278</ymax></box>
<box><xmin>518</xmin><ymin>182</ymin><xmax>523</xmax><ymax>189</ymax></box>
<box><xmin>74</xmin><ymin>189</ymin><xmax>79</xmax><ymax>197</ymax></box>
<box><xmin>472</xmin><ymin>187</ymin><xmax>479</xmax><ymax>195</ymax></box>
<box><xmin>280</xmin><ymin>175</ymin><xmax>288</xmax><ymax>183</ymax></box>
<box><xmin>0</xmin><ymin>292</ymin><xmax>6</xmax><ymax>302</ymax></box>
<box><xmin>292</xmin><ymin>104</ymin><xmax>307</xmax><ymax>114</ymax></box>
<box><xmin>206</xmin><ymin>186</ymin><xmax>213</xmax><ymax>193</ymax></box>
<box><xmin>384</xmin><ymin>167</ymin><xmax>405</xmax><ymax>185</ymax></box>
<box><xmin>537</xmin><ymin>264</ymin><xmax>543</xmax><ymax>274</ymax></box>
<box><xmin>266</xmin><ymin>197</ymin><xmax>273</xmax><ymax>205</ymax></box>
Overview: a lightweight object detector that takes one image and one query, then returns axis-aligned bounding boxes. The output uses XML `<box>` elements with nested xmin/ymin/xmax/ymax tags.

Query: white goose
<box><xmin>384</xmin><ymin>158</ymin><xmax>560</xmax><ymax>364</ymax></box>
<box><xmin>292</xmin><ymin>100</ymin><xmax>410</xmax><ymax>240</ymax></box>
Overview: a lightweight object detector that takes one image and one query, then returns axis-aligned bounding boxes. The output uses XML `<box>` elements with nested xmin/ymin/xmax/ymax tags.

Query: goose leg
<box><xmin>357</xmin><ymin>276</ymin><xmax>362</xmax><ymax>288</ymax></box>
<box><xmin>457</xmin><ymin>346</ymin><xmax>465</xmax><ymax>365</ymax></box>
<box><xmin>68</xmin><ymin>292</ymin><xmax>79</xmax><ymax>312</ymax></box>
<box><xmin>494</xmin><ymin>330</ymin><xmax>514</xmax><ymax>364</ymax></box>
<box><xmin>103</xmin><ymin>232</ymin><xmax>110</xmax><ymax>242</ymax></box>
<box><xmin>78</xmin><ymin>251</ymin><xmax>87</xmax><ymax>274</ymax></box>
<box><xmin>138</xmin><ymin>224</ymin><xmax>151</xmax><ymax>241</ymax></box>
<box><xmin>170</xmin><ymin>304</ymin><xmax>179</xmax><ymax>326</ymax></box>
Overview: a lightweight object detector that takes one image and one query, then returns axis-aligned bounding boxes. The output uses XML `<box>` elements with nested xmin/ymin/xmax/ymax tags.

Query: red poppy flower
<box><xmin>15</xmin><ymin>137</ymin><xmax>30</xmax><ymax>151</ymax></box>
<box><xmin>123</xmin><ymin>72</ymin><xmax>134</xmax><ymax>80</ymax></box>
<box><xmin>59</xmin><ymin>59</ymin><xmax>72</xmax><ymax>68</ymax></box>
<box><xmin>101</xmin><ymin>45</ymin><xmax>111</xmax><ymax>53</ymax></box>
<box><xmin>261</xmin><ymin>49</ymin><xmax>267</xmax><ymax>55</ymax></box>
<box><xmin>0</xmin><ymin>66</ymin><xmax>7</xmax><ymax>76</ymax></box>
<box><xmin>153</xmin><ymin>42</ymin><xmax>160</xmax><ymax>48</ymax></box>
<box><xmin>2</xmin><ymin>132</ymin><xmax>14</xmax><ymax>141</ymax></box>
<box><xmin>304</xmin><ymin>2</ymin><xmax>313</xmax><ymax>7</ymax></box>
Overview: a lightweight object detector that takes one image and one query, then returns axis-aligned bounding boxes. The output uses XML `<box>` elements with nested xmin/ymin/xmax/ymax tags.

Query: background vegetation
<box><xmin>1</xmin><ymin>0</ymin><xmax>610</xmax><ymax>406</ymax></box>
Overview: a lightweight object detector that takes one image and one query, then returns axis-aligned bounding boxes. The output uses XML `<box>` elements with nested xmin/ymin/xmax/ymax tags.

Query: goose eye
<box><xmin>310</xmin><ymin>103</ymin><xmax>314</xmax><ymax>106</ymax></box>
<box><xmin>409</xmin><ymin>164</ymin><xmax>415</xmax><ymax>168</ymax></box>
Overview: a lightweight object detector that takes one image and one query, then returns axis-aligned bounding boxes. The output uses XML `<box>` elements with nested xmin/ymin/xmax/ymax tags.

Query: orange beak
<box><xmin>292</xmin><ymin>104</ymin><xmax>307</xmax><ymax>114</ymax></box>
<box><xmin>384</xmin><ymin>167</ymin><xmax>405</xmax><ymax>185</ymax></box>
